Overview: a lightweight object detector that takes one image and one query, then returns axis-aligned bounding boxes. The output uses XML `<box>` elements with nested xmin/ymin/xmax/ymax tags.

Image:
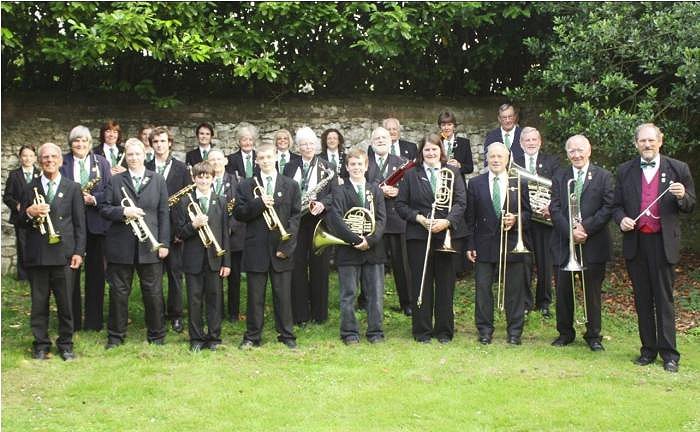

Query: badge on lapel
<box><xmin>142</xmin><ymin>177</ymin><xmax>151</xmax><ymax>187</ymax></box>
<box><xmin>661</xmin><ymin>172</ymin><xmax>667</xmax><ymax>183</ymax></box>
<box><xmin>277</xmin><ymin>191</ymin><xmax>282</xmax><ymax>197</ymax></box>
<box><xmin>57</xmin><ymin>192</ymin><xmax>64</xmax><ymax>198</ymax></box>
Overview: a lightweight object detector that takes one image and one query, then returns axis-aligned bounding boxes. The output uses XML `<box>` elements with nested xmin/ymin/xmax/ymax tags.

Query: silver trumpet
<box><xmin>186</xmin><ymin>193</ymin><xmax>226</xmax><ymax>257</ymax></box>
<box><xmin>253</xmin><ymin>178</ymin><xmax>292</xmax><ymax>241</ymax></box>
<box><xmin>563</xmin><ymin>178</ymin><xmax>587</xmax><ymax>325</ymax></box>
<box><xmin>33</xmin><ymin>187</ymin><xmax>61</xmax><ymax>244</ymax></box>
<box><xmin>120</xmin><ymin>186</ymin><xmax>164</xmax><ymax>252</ymax></box>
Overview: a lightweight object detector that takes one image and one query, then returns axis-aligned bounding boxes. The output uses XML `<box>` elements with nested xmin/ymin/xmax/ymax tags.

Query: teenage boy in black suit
<box><xmin>21</xmin><ymin>142</ymin><xmax>86</xmax><ymax>360</ymax></box>
<box><xmin>185</xmin><ymin>122</ymin><xmax>215</xmax><ymax>168</ymax></box>
<box><xmin>101</xmin><ymin>138</ymin><xmax>170</xmax><ymax>348</ymax></box>
<box><xmin>233</xmin><ymin>144</ymin><xmax>301</xmax><ymax>349</ymax></box>
<box><xmin>174</xmin><ymin>161</ymin><xmax>231</xmax><ymax>351</ymax></box>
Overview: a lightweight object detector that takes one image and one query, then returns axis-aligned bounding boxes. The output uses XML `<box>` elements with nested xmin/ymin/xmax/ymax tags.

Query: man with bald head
<box><xmin>549</xmin><ymin>135</ymin><xmax>614</xmax><ymax>352</ymax></box>
<box><xmin>613</xmin><ymin>123</ymin><xmax>695</xmax><ymax>372</ymax></box>
<box><xmin>21</xmin><ymin>142</ymin><xmax>86</xmax><ymax>360</ymax></box>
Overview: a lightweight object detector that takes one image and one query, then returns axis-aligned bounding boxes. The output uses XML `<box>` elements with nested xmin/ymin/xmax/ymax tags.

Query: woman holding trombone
<box><xmin>396</xmin><ymin>133</ymin><xmax>466</xmax><ymax>344</ymax></box>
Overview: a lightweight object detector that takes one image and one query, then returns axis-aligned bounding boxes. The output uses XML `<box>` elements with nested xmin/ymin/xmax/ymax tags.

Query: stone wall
<box><xmin>1</xmin><ymin>95</ymin><xmax>541</xmax><ymax>275</ymax></box>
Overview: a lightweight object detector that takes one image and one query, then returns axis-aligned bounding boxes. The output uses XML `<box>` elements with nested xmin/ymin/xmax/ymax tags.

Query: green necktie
<box><xmin>25</xmin><ymin>171</ymin><xmax>32</xmax><ymax>183</ymax></box>
<box><xmin>203</xmin><ymin>150</ymin><xmax>209</xmax><ymax>161</ymax></box>
<box><xmin>266</xmin><ymin>176</ymin><xmax>273</xmax><ymax>195</ymax></box>
<box><xmin>492</xmin><ymin>176</ymin><xmax>501</xmax><ymax>216</ymax></box>
<box><xmin>429</xmin><ymin>168</ymin><xmax>437</xmax><ymax>194</ymax></box>
<box><xmin>79</xmin><ymin>160</ymin><xmax>89</xmax><ymax>187</ymax></box>
<box><xmin>46</xmin><ymin>181</ymin><xmax>56</xmax><ymax>203</ymax></box>
<box><xmin>199</xmin><ymin>196</ymin><xmax>209</xmax><ymax>214</ymax></box>
<box><xmin>378</xmin><ymin>157</ymin><xmax>385</xmax><ymax>175</ymax></box>
<box><xmin>356</xmin><ymin>184</ymin><xmax>365</xmax><ymax>206</ymax></box>
<box><xmin>391</xmin><ymin>142</ymin><xmax>399</xmax><ymax>156</ymax></box>
<box><xmin>110</xmin><ymin>148</ymin><xmax>118</xmax><ymax>166</ymax></box>
<box><xmin>330</xmin><ymin>154</ymin><xmax>337</xmax><ymax>167</ymax></box>
<box><xmin>245</xmin><ymin>154</ymin><xmax>253</xmax><ymax>178</ymax></box>
<box><xmin>529</xmin><ymin>156</ymin><xmax>536</xmax><ymax>174</ymax></box>
<box><xmin>132</xmin><ymin>176</ymin><xmax>142</xmax><ymax>192</ymax></box>
<box><xmin>215</xmin><ymin>177</ymin><xmax>222</xmax><ymax>195</ymax></box>
<box><xmin>302</xmin><ymin>162</ymin><xmax>310</xmax><ymax>192</ymax></box>
<box><xmin>157</xmin><ymin>164</ymin><xmax>166</xmax><ymax>176</ymax></box>
<box><xmin>574</xmin><ymin>169</ymin><xmax>584</xmax><ymax>203</ymax></box>
<box><xmin>504</xmin><ymin>133</ymin><xmax>511</xmax><ymax>149</ymax></box>
<box><xmin>279</xmin><ymin>153</ymin><xmax>287</xmax><ymax>173</ymax></box>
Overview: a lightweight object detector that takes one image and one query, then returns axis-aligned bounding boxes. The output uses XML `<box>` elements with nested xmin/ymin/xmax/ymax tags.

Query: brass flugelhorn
<box><xmin>32</xmin><ymin>187</ymin><xmax>61</xmax><ymax>244</ymax></box>
<box><xmin>312</xmin><ymin>188</ymin><xmax>375</xmax><ymax>255</ymax></box>
<box><xmin>253</xmin><ymin>177</ymin><xmax>292</xmax><ymax>241</ymax></box>
<box><xmin>169</xmin><ymin>183</ymin><xmax>196</xmax><ymax>207</ymax></box>
<box><xmin>563</xmin><ymin>178</ymin><xmax>587</xmax><ymax>325</ymax></box>
<box><xmin>120</xmin><ymin>186</ymin><xmax>164</xmax><ymax>252</ymax></box>
<box><xmin>186</xmin><ymin>193</ymin><xmax>226</xmax><ymax>257</ymax></box>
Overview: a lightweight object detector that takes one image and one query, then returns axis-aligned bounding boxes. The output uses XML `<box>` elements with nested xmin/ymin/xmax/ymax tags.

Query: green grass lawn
<box><xmin>2</xmin><ymin>273</ymin><xmax>699</xmax><ymax>431</ymax></box>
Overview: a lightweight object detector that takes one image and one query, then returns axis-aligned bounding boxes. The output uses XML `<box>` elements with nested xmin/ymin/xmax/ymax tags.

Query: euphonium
<box><xmin>313</xmin><ymin>187</ymin><xmax>375</xmax><ymax>255</ymax></box>
<box><xmin>169</xmin><ymin>183</ymin><xmax>196</xmax><ymax>207</ymax></box>
<box><xmin>120</xmin><ymin>186</ymin><xmax>165</xmax><ymax>252</ymax></box>
<box><xmin>508</xmin><ymin>161</ymin><xmax>552</xmax><ymax>225</ymax></box>
<box><xmin>253</xmin><ymin>177</ymin><xmax>292</xmax><ymax>241</ymax></box>
<box><xmin>32</xmin><ymin>187</ymin><xmax>61</xmax><ymax>244</ymax></box>
<box><xmin>186</xmin><ymin>193</ymin><xmax>226</xmax><ymax>257</ymax></box>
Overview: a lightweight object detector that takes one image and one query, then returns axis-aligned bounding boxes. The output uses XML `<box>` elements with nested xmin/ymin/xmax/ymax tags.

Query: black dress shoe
<box><xmin>403</xmin><ymin>306</ymin><xmax>413</xmax><ymax>317</ymax></box>
<box><xmin>478</xmin><ymin>336</ymin><xmax>492</xmax><ymax>345</ymax></box>
<box><xmin>33</xmin><ymin>350</ymin><xmax>49</xmax><ymax>360</ymax></box>
<box><xmin>281</xmin><ymin>339</ymin><xmax>297</xmax><ymax>349</ymax></box>
<box><xmin>59</xmin><ymin>350</ymin><xmax>76</xmax><ymax>361</ymax></box>
<box><xmin>368</xmin><ymin>335</ymin><xmax>385</xmax><ymax>344</ymax></box>
<box><xmin>633</xmin><ymin>355</ymin><xmax>655</xmax><ymax>366</ymax></box>
<box><xmin>663</xmin><ymin>360</ymin><xmax>679</xmax><ymax>373</ymax></box>
<box><xmin>415</xmin><ymin>337</ymin><xmax>431</xmax><ymax>344</ymax></box>
<box><xmin>172</xmin><ymin>319</ymin><xmax>184</xmax><ymax>333</ymax></box>
<box><xmin>190</xmin><ymin>343</ymin><xmax>205</xmax><ymax>352</ymax></box>
<box><xmin>507</xmin><ymin>336</ymin><xmax>522</xmax><ymax>345</ymax></box>
<box><xmin>343</xmin><ymin>336</ymin><xmax>360</xmax><ymax>345</ymax></box>
<box><xmin>149</xmin><ymin>338</ymin><xmax>165</xmax><ymax>346</ymax></box>
<box><xmin>540</xmin><ymin>307</ymin><xmax>552</xmax><ymax>319</ymax></box>
<box><xmin>551</xmin><ymin>336</ymin><xmax>575</xmax><ymax>347</ymax></box>
<box><xmin>437</xmin><ymin>338</ymin><xmax>451</xmax><ymax>344</ymax></box>
<box><xmin>239</xmin><ymin>339</ymin><xmax>257</xmax><ymax>350</ymax></box>
<box><xmin>208</xmin><ymin>342</ymin><xmax>220</xmax><ymax>351</ymax></box>
<box><xmin>588</xmin><ymin>341</ymin><xmax>605</xmax><ymax>352</ymax></box>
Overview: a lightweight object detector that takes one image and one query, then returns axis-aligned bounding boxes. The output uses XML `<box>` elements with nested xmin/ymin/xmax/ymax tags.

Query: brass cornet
<box><xmin>253</xmin><ymin>177</ymin><xmax>291</xmax><ymax>241</ymax></box>
<box><xmin>168</xmin><ymin>183</ymin><xmax>196</xmax><ymax>207</ymax></box>
<box><xmin>120</xmin><ymin>186</ymin><xmax>165</xmax><ymax>252</ymax></box>
<box><xmin>186</xmin><ymin>193</ymin><xmax>226</xmax><ymax>257</ymax></box>
<box><xmin>563</xmin><ymin>178</ymin><xmax>587</xmax><ymax>325</ymax></box>
<box><xmin>32</xmin><ymin>187</ymin><xmax>61</xmax><ymax>244</ymax></box>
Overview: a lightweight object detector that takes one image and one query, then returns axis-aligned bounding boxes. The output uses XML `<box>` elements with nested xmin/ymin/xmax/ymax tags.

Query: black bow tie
<box><xmin>640</xmin><ymin>160</ymin><xmax>656</xmax><ymax>168</ymax></box>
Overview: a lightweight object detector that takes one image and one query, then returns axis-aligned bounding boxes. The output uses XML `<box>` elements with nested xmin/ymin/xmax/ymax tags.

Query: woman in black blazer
<box><xmin>395</xmin><ymin>134</ymin><xmax>467</xmax><ymax>344</ymax></box>
<box><xmin>3</xmin><ymin>145</ymin><xmax>39</xmax><ymax>280</ymax></box>
<box><xmin>319</xmin><ymin>128</ymin><xmax>349</xmax><ymax>183</ymax></box>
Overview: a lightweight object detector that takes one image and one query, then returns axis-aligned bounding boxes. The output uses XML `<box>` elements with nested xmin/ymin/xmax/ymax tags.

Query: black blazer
<box><xmin>100</xmin><ymin>170</ymin><xmax>170</xmax><ymax>264</ymax></box>
<box><xmin>613</xmin><ymin>156</ymin><xmax>695</xmax><ymax>264</ymax></box>
<box><xmin>318</xmin><ymin>151</ymin><xmax>349</xmax><ymax>182</ymax></box>
<box><xmin>283</xmin><ymin>156</ymin><xmax>336</xmax><ymax>210</ymax></box>
<box><xmin>19</xmin><ymin>176</ymin><xmax>86</xmax><ymax>266</ymax></box>
<box><xmin>395</xmin><ymin>164</ymin><xmax>467</xmax><ymax>242</ymax></box>
<box><xmin>366</xmin><ymin>153</ymin><xmax>407</xmax><ymax>234</ymax></box>
<box><xmin>233</xmin><ymin>173</ymin><xmax>301</xmax><ymax>273</ymax></box>
<box><xmin>174</xmin><ymin>192</ymin><xmax>231</xmax><ymax>273</ymax></box>
<box><xmin>185</xmin><ymin>147</ymin><xmax>212</xmax><ymax>168</ymax></box>
<box><xmin>226</xmin><ymin>150</ymin><xmax>259</xmax><ymax>179</ymax></box>
<box><xmin>276</xmin><ymin>151</ymin><xmax>302</xmax><ymax>174</ymax></box>
<box><xmin>465</xmin><ymin>172</ymin><xmax>531</xmax><ymax>263</ymax></box>
<box><xmin>61</xmin><ymin>152</ymin><xmax>113</xmax><ymax>235</ymax></box>
<box><xmin>368</xmin><ymin>139</ymin><xmax>418</xmax><ymax>161</ymax></box>
<box><xmin>146</xmin><ymin>157</ymin><xmax>191</xmax><ymax>240</ymax></box>
<box><xmin>484</xmin><ymin>126</ymin><xmax>524</xmax><ymax>166</ymax></box>
<box><xmin>215</xmin><ymin>172</ymin><xmax>246</xmax><ymax>252</ymax></box>
<box><xmin>324</xmin><ymin>181</ymin><xmax>387</xmax><ymax>266</ymax></box>
<box><xmin>444</xmin><ymin>136</ymin><xmax>474</xmax><ymax>175</ymax></box>
<box><xmin>513</xmin><ymin>152</ymin><xmax>561</xmax><ymax>180</ymax></box>
<box><xmin>3</xmin><ymin>166</ymin><xmax>41</xmax><ymax>224</ymax></box>
<box><xmin>549</xmin><ymin>164</ymin><xmax>614</xmax><ymax>266</ymax></box>
<box><xmin>92</xmin><ymin>144</ymin><xmax>127</xmax><ymax>169</ymax></box>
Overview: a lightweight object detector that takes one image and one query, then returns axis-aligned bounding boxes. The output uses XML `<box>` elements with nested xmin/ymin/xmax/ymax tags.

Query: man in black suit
<box><xmin>233</xmin><ymin>143</ymin><xmax>301</xmax><ymax>349</ymax></box>
<box><xmin>437</xmin><ymin>111</ymin><xmax>474</xmax><ymax>176</ymax></box>
<box><xmin>61</xmin><ymin>125</ymin><xmax>112</xmax><ymax>331</ymax></box>
<box><xmin>466</xmin><ymin>142</ymin><xmax>531</xmax><ymax>345</ymax></box>
<box><xmin>514</xmin><ymin>127</ymin><xmax>561</xmax><ymax>318</ymax></box>
<box><xmin>613</xmin><ymin>123</ymin><xmax>695</xmax><ymax>373</ymax></box>
<box><xmin>185</xmin><ymin>122</ymin><xmax>215</xmax><ymax>168</ymax></box>
<box><xmin>208</xmin><ymin>149</ymin><xmax>246</xmax><ymax>322</ymax></box>
<box><xmin>20</xmin><ymin>142</ymin><xmax>86</xmax><ymax>360</ymax></box>
<box><xmin>226</xmin><ymin>125</ymin><xmax>259</xmax><ymax>179</ymax></box>
<box><xmin>483</xmin><ymin>104</ymin><xmax>524</xmax><ymax>166</ymax></box>
<box><xmin>92</xmin><ymin>120</ymin><xmax>127</xmax><ymax>175</ymax></box>
<box><xmin>274</xmin><ymin>129</ymin><xmax>301</xmax><ymax>174</ymax></box>
<box><xmin>3</xmin><ymin>145</ymin><xmax>40</xmax><ymax>281</ymax></box>
<box><xmin>366</xmin><ymin>126</ymin><xmax>413</xmax><ymax>316</ymax></box>
<box><xmin>283</xmin><ymin>127</ymin><xmax>336</xmax><ymax>324</ymax></box>
<box><xmin>100</xmin><ymin>138</ymin><xmax>170</xmax><ymax>348</ymax></box>
<box><xmin>381</xmin><ymin>117</ymin><xmax>418</xmax><ymax>161</ymax></box>
<box><xmin>174</xmin><ymin>161</ymin><xmax>231</xmax><ymax>351</ymax></box>
<box><xmin>550</xmin><ymin>135</ymin><xmax>614</xmax><ymax>352</ymax></box>
<box><xmin>146</xmin><ymin>127</ymin><xmax>191</xmax><ymax>333</ymax></box>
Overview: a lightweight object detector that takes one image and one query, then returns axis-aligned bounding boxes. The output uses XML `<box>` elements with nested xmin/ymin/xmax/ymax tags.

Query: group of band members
<box><xmin>5</xmin><ymin>108</ymin><xmax>694</xmax><ymax>372</ymax></box>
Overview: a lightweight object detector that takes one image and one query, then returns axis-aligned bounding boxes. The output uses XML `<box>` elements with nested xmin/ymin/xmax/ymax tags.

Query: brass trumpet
<box><xmin>312</xmin><ymin>190</ymin><xmax>375</xmax><ymax>255</ymax></box>
<box><xmin>120</xmin><ymin>186</ymin><xmax>165</xmax><ymax>252</ymax></box>
<box><xmin>32</xmin><ymin>187</ymin><xmax>61</xmax><ymax>244</ymax></box>
<box><xmin>169</xmin><ymin>183</ymin><xmax>196</xmax><ymax>207</ymax></box>
<box><xmin>186</xmin><ymin>193</ymin><xmax>226</xmax><ymax>257</ymax></box>
<box><xmin>253</xmin><ymin>177</ymin><xmax>291</xmax><ymax>241</ymax></box>
<box><xmin>563</xmin><ymin>178</ymin><xmax>587</xmax><ymax>325</ymax></box>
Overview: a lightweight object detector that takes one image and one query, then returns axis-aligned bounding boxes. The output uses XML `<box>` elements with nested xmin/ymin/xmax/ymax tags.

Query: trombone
<box><xmin>417</xmin><ymin>167</ymin><xmax>456</xmax><ymax>308</ymax></box>
<box><xmin>562</xmin><ymin>178</ymin><xmax>588</xmax><ymax>325</ymax></box>
<box><xmin>120</xmin><ymin>186</ymin><xmax>165</xmax><ymax>252</ymax></box>
<box><xmin>186</xmin><ymin>193</ymin><xmax>226</xmax><ymax>257</ymax></box>
<box><xmin>253</xmin><ymin>177</ymin><xmax>292</xmax><ymax>241</ymax></box>
<box><xmin>32</xmin><ymin>187</ymin><xmax>61</xmax><ymax>244</ymax></box>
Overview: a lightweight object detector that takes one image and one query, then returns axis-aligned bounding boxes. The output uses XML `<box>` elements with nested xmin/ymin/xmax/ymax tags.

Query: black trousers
<box><xmin>164</xmin><ymin>241</ymin><xmax>185</xmax><ymax>320</ymax></box>
<box><xmin>185</xmin><ymin>268</ymin><xmax>222</xmax><ymax>345</ymax></box>
<box><xmin>524</xmin><ymin>223</ymin><xmax>554</xmax><ymax>310</ymax></box>
<box><xmin>626</xmin><ymin>233</ymin><xmax>679</xmax><ymax>362</ymax></box>
<box><xmin>384</xmin><ymin>232</ymin><xmax>413</xmax><ymax>308</ymax></box>
<box><xmin>244</xmin><ymin>271</ymin><xmax>295</xmax><ymax>344</ymax></box>
<box><xmin>106</xmin><ymin>262</ymin><xmax>166</xmax><ymax>344</ymax></box>
<box><xmin>406</xmin><ymin>239</ymin><xmax>457</xmax><ymax>341</ymax></box>
<box><xmin>72</xmin><ymin>232</ymin><xmax>107</xmax><ymax>331</ymax></box>
<box><xmin>14</xmin><ymin>225</ymin><xmax>29</xmax><ymax>280</ymax></box>
<box><xmin>28</xmin><ymin>265</ymin><xmax>74</xmax><ymax>353</ymax></box>
<box><xmin>474</xmin><ymin>261</ymin><xmax>526</xmax><ymax>339</ymax></box>
<box><xmin>224</xmin><ymin>250</ymin><xmax>243</xmax><ymax>319</ymax></box>
<box><xmin>291</xmin><ymin>215</ymin><xmax>330</xmax><ymax>323</ymax></box>
<box><xmin>555</xmin><ymin>263</ymin><xmax>605</xmax><ymax>343</ymax></box>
